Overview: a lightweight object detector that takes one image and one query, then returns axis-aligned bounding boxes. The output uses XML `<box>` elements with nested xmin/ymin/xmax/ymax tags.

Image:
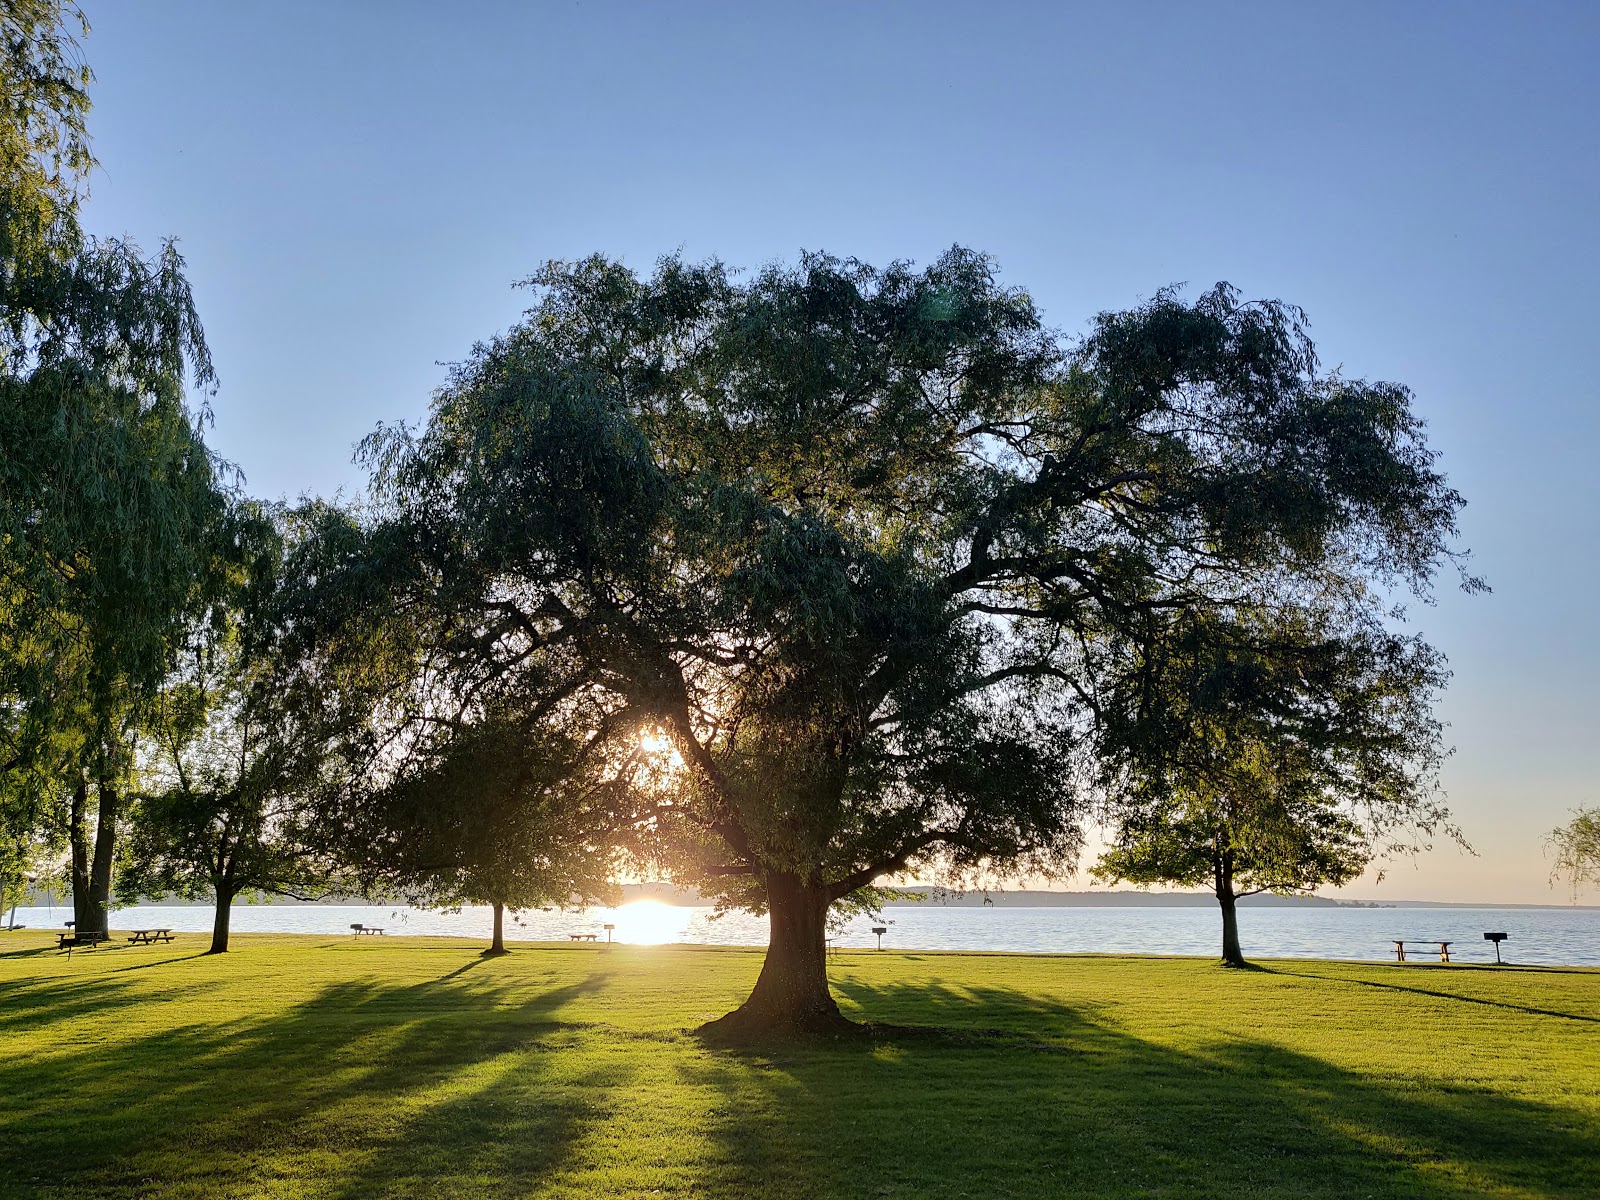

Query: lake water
<box><xmin>11</xmin><ymin>900</ymin><xmax>1597</xmax><ymax>966</ymax></box>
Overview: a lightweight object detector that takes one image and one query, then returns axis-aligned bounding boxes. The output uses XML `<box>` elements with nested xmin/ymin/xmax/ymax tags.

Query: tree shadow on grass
<box><xmin>0</xmin><ymin>974</ymin><xmax>157</xmax><ymax>1035</ymax></box>
<box><xmin>0</xmin><ymin>944</ymin><xmax>66</xmax><ymax>960</ymax></box>
<box><xmin>678</xmin><ymin>978</ymin><xmax>1599</xmax><ymax>1200</ymax></box>
<box><xmin>6</xmin><ymin>958</ymin><xmax>1596</xmax><ymax>1199</ymax></box>
<box><xmin>0</xmin><ymin>962</ymin><xmax>625</xmax><ymax>1199</ymax></box>
<box><xmin>1260</xmin><ymin>964</ymin><xmax>1600</xmax><ymax>1025</ymax></box>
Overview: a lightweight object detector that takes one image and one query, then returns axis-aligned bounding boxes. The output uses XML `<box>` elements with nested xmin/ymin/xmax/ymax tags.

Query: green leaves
<box><xmin>295</xmin><ymin>247</ymin><xmax>1469</xmax><ymax>944</ymax></box>
<box><xmin>1547</xmin><ymin>807</ymin><xmax>1600</xmax><ymax>900</ymax></box>
<box><xmin>1094</xmin><ymin>606</ymin><xmax>1453</xmax><ymax>903</ymax></box>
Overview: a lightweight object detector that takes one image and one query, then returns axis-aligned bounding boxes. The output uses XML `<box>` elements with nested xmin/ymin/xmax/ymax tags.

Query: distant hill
<box><xmin>886</xmin><ymin>888</ymin><xmax>1350</xmax><ymax>908</ymax></box>
<box><xmin>17</xmin><ymin>882</ymin><xmax>1593</xmax><ymax>911</ymax></box>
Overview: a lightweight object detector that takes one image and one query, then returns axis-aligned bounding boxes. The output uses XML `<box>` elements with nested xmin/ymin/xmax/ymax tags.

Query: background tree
<box><xmin>337</xmin><ymin>715</ymin><xmax>627</xmax><ymax>955</ymax></box>
<box><xmin>321</xmin><ymin>250</ymin><xmax>1471</xmax><ymax>1036</ymax></box>
<box><xmin>1546</xmin><ymin>807</ymin><xmax>1600</xmax><ymax>900</ymax></box>
<box><xmin>119</xmin><ymin>543</ymin><xmax>346</xmax><ymax>954</ymax></box>
<box><xmin>1093</xmin><ymin>612</ymin><xmax>1452</xmax><ymax>966</ymax></box>
<box><xmin>1</xmin><ymin>1</ymin><xmax>234</xmax><ymax>935</ymax></box>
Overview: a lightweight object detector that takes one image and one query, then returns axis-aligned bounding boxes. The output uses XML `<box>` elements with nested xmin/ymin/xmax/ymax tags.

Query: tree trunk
<box><xmin>1215</xmin><ymin>847</ymin><xmax>1246</xmax><ymax>967</ymax></box>
<box><xmin>69</xmin><ymin>775</ymin><xmax>91</xmax><ymax>930</ymax></box>
<box><xmin>699</xmin><ymin>872</ymin><xmax>852</xmax><ymax>1040</ymax></box>
<box><xmin>1218</xmin><ymin>889</ymin><xmax>1246</xmax><ymax>967</ymax></box>
<box><xmin>483</xmin><ymin>901</ymin><xmax>507</xmax><ymax>955</ymax></box>
<box><xmin>209</xmin><ymin>879</ymin><xmax>235</xmax><ymax>954</ymax></box>
<box><xmin>84</xmin><ymin>778</ymin><xmax>120</xmax><ymax>937</ymax></box>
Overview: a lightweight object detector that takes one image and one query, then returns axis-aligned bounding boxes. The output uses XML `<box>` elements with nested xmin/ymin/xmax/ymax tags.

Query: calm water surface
<box><xmin>14</xmin><ymin>901</ymin><xmax>1597</xmax><ymax>966</ymax></box>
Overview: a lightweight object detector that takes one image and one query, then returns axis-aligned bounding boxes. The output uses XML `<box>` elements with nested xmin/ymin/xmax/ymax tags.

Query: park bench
<box><xmin>127</xmin><ymin>929</ymin><xmax>175</xmax><ymax>945</ymax></box>
<box><xmin>58</xmin><ymin>930</ymin><xmax>107</xmax><ymax>956</ymax></box>
<box><xmin>568</xmin><ymin>932</ymin><xmax>599</xmax><ymax>942</ymax></box>
<box><xmin>350</xmin><ymin>923</ymin><xmax>385</xmax><ymax>936</ymax></box>
<box><xmin>1392</xmin><ymin>939</ymin><xmax>1452</xmax><ymax>963</ymax></box>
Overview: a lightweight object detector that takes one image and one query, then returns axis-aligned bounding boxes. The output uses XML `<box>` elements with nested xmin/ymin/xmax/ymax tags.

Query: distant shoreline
<box><xmin>15</xmin><ymin>884</ymin><xmax>1598</xmax><ymax>912</ymax></box>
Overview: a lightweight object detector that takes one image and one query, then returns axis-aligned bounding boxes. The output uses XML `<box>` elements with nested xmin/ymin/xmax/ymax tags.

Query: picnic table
<box><xmin>127</xmin><ymin>928</ymin><xmax>175</xmax><ymax>945</ymax></box>
<box><xmin>350</xmin><ymin>923</ymin><xmax>385</xmax><ymax>936</ymax></box>
<box><xmin>1392</xmin><ymin>939</ymin><xmax>1452</xmax><ymax>963</ymax></box>
<box><xmin>568</xmin><ymin>932</ymin><xmax>599</xmax><ymax>942</ymax></box>
<box><xmin>57</xmin><ymin>929</ymin><xmax>107</xmax><ymax>955</ymax></box>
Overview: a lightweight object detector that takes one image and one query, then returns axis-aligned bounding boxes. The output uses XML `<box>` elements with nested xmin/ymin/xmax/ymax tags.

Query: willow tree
<box><xmin>1547</xmin><ymin>808</ymin><xmax>1600</xmax><ymax>900</ymax></box>
<box><xmin>337</xmin><ymin>249</ymin><xmax>1470</xmax><ymax>1036</ymax></box>
<box><xmin>1094</xmin><ymin>611</ymin><xmax>1453</xmax><ymax>966</ymax></box>
<box><xmin>1</xmin><ymin>2</ymin><xmax>232</xmax><ymax>933</ymax></box>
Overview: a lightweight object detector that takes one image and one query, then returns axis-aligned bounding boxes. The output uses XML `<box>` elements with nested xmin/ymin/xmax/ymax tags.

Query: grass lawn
<box><xmin>2</xmin><ymin>930</ymin><xmax>1597</xmax><ymax>1199</ymax></box>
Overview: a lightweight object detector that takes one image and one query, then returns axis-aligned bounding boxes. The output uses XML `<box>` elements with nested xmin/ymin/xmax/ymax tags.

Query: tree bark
<box><xmin>209</xmin><ymin>882</ymin><xmax>234</xmax><ymax>954</ymax></box>
<box><xmin>1215</xmin><ymin>847</ymin><xmax>1246</xmax><ymax>967</ymax></box>
<box><xmin>84</xmin><ymin>778</ymin><xmax>120</xmax><ymax>937</ymax></box>
<box><xmin>699</xmin><ymin>872</ymin><xmax>852</xmax><ymax>1040</ymax></box>
<box><xmin>484</xmin><ymin>901</ymin><xmax>507</xmax><ymax>955</ymax></box>
<box><xmin>69</xmin><ymin>775</ymin><xmax>91</xmax><ymax>930</ymax></box>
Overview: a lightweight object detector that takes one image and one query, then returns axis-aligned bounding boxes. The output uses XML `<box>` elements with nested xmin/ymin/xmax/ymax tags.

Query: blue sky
<box><xmin>78</xmin><ymin>1</ymin><xmax>1597</xmax><ymax>902</ymax></box>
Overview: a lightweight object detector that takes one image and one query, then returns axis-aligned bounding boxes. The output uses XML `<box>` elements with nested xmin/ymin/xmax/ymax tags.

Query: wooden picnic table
<box><xmin>568</xmin><ymin>932</ymin><xmax>599</xmax><ymax>942</ymax></box>
<box><xmin>127</xmin><ymin>928</ymin><xmax>175</xmax><ymax>945</ymax></box>
<box><xmin>350</xmin><ymin>923</ymin><xmax>385</xmax><ymax>936</ymax></box>
<box><xmin>57</xmin><ymin>929</ymin><xmax>107</xmax><ymax>955</ymax></box>
<box><xmin>1392</xmin><ymin>939</ymin><xmax>1452</xmax><ymax>963</ymax></box>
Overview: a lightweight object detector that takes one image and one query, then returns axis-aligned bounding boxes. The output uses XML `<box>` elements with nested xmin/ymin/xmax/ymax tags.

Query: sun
<box><xmin>637</xmin><ymin>729</ymin><xmax>686</xmax><ymax>772</ymax></box>
<box><xmin>604</xmin><ymin>900</ymin><xmax>690</xmax><ymax>945</ymax></box>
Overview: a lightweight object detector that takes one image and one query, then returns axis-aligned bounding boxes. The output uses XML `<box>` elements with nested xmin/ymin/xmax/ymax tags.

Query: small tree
<box><xmin>1095</xmin><ymin>611</ymin><xmax>1452</xmax><ymax>966</ymax></box>
<box><xmin>1547</xmin><ymin>807</ymin><xmax>1600</xmax><ymax>900</ymax></box>
<box><xmin>120</xmin><ymin>600</ymin><xmax>343</xmax><ymax>954</ymax></box>
<box><xmin>1095</xmin><ymin>756</ymin><xmax>1370</xmax><ymax>967</ymax></box>
<box><xmin>344</xmin><ymin>717</ymin><xmax>625</xmax><ymax>955</ymax></box>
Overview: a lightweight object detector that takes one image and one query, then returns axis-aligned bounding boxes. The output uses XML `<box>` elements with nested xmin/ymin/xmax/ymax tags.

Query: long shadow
<box><xmin>6</xmin><ymin>953</ymin><xmax>1596</xmax><ymax>1198</ymax></box>
<box><xmin>437</xmin><ymin>954</ymin><xmax>493</xmax><ymax>982</ymax></box>
<box><xmin>0</xmin><ymin>958</ymin><xmax>623</xmax><ymax>1198</ymax></box>
<box><xmin>1263</xmin><ymin>965</ymin><xmax>1600</xmax><ymax>1025</ymax></box>
<box><xmin>678</xmin><ymin>978</ymin><xmax>1599</xmax><ymax>1199</ymax></box>
<box><xmin>0</xmin><ymin>974</ymin><xmax>157</xmax><ymax>1036</ymax></box>
<box><xmin>111</xmin><ymin>950</ymin><xmax>213</xmax><ymax>973</ymax></box>
<box><xmin>0</xmin><ymin>944</ymin><xmax>65</xmax><ymax>960</ymax></box>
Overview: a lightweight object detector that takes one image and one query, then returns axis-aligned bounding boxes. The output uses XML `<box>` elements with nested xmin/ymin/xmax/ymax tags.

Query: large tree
<box><xmin>1</xmin><ymin>1</ymin><xmax>233</xmax><ymax>934</ymax></box>
<box><xmin>1093</xmin><ymin>610</ymin><xmax>1452</xmax><ymax>966</ymax></box>
<box><xmin>316</xmin><ymin>251</ymin><xmax>1470</xmax><ymax>1035</ymax></box>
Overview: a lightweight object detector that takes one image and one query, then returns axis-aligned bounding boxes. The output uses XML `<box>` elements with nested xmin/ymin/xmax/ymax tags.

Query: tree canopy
<box><xmin>1093</xmin><ymin>607</ymin><xmax>1453</xmax><ymax>965</ymax></box>
<box><xmin>292</xmin><ymin>249</ymin><xmax>1472</xmax><ymax>1035</ymax></box>
<box><xmin>1547</xmin><ymin>807</ymin><xmax>1600</xmax><ymax>900</ymax></box>
<box><xmin>1</xmin><ymin>0</ymin><xmax>235</xmax><ymax>934</ymax></box>
<box><xmin>119</xmin><ymin>514</ymin><xmax>345</xmax><ymax>954</ymax></box>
